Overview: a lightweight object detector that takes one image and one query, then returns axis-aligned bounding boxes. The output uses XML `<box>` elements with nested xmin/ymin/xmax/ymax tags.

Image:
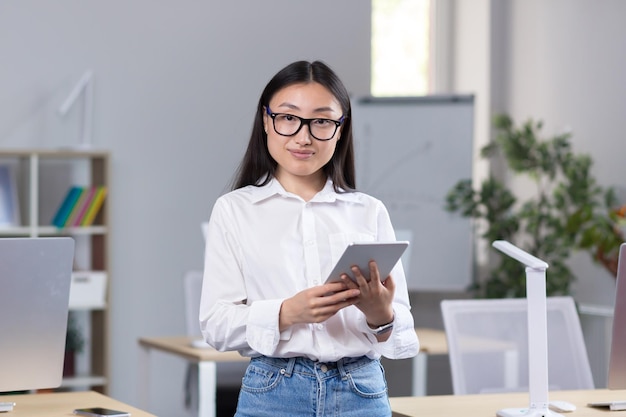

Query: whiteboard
<box><xmin>351</xmin><ymin>95</ymin><xmax>474</xmax><ymax>291</ymax></box>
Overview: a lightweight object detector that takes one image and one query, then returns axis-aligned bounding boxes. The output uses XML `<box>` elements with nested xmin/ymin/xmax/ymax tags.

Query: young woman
<box><xmin>200</xmin><ymin>60</ymin><xmax>419</xmax><ymax>417</ymax></box>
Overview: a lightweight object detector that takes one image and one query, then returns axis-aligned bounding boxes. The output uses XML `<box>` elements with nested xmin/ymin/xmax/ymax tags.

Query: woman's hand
<box><xmin>342</xmin><ymin>261</ymin><xmax>395</xmax><ymax>332</ymax></box>
<box><xmin>279</xmin><ymin>282</ymin><xmax>360</xmax><ymax>331</ymax></box>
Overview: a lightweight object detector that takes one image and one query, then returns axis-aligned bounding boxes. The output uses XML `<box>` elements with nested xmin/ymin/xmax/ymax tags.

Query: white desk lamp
<box><xmin>492</xmin><ymin>240</ymin><xmax>565</xmax><ymax>417</ymax></box>
<box><xmin>58</xmin><ymin>70</ymin><xmax>94</xmax><ymax>149</ymax></box>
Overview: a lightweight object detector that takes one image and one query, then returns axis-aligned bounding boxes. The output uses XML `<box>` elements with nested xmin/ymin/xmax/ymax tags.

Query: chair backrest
<box><xmin>184</xmin><ymin>270</ymin><xmax>204</xmax><ymax>338</ymax></box>
<box><xmin>441</xmin><ymin>296</ymin><xmax>595</xmax><ymax>395</ymax></box>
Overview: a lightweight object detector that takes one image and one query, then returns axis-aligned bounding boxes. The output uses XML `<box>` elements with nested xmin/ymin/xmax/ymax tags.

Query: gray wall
<box><xmin>0</xmin><ymin>2</ymin><xmax>370</xmax><ymax>415</ymax></box>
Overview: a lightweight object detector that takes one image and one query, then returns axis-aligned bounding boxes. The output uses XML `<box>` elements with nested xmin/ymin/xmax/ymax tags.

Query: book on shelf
<box><xmin>64</xmin><ymin>187</ymin><xmax>89</xmax><ymax>227</ymax></box>
<box><xmin>51</xmin><ymin>186</ymin><xmax>82</xmax><ymax>228</ymax></box>
<box><xmin>69</xmin><ymin>186</ymin><xmax>97</xmax><ymax>227</ymax></box>
<box><xmin>51</xmin><ymin>186</ymin><xmax>107</xmax><ymax>228</ymax></box>
<box><xmin>81</xmin><ymin>186</ymin><xmax>107</xmax><ymax>226</ymax></box>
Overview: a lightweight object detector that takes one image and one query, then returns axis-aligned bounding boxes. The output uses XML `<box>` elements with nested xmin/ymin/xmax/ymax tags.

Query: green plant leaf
<box><xmin>444</xmin><ymin>113</ymin><xmax>622</xmax><ymax>298</ymax></box>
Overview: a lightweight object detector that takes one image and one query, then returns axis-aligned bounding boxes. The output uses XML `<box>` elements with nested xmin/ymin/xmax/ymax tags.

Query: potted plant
<box><xmin>64</xmin><ymin>312</ymin><xmax>85</xmax><ymax>376</ymax></box>
<box><xmin>445</xmin><ymin>114</ymin><xmax>624</xmax><ymax>298</ymax></box>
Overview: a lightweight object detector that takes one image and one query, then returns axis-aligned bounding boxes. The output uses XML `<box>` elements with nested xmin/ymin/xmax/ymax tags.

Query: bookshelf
<box><xmin>0</xmin><ymin>149</ymin><xmax>110</xmax><ymax>393</ymax></box>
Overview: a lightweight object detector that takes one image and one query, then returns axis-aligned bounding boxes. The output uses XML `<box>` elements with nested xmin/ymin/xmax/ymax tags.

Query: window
<box><xmin>371</xmin><ymin>0</ymin><xmax>432</xmax><ymax>96</ymax></box>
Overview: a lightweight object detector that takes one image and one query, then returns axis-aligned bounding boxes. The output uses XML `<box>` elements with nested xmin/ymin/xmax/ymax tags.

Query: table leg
<box><xmin>411</xmin><ymin>352</ymin><xmax>428</xmax><ymax>396</ymax></box>
<box><xmin>197</xmin><ymin>361</ymin><xmax>217</xmax><ymax>417</ymax></box>
<box><xmin>138</xmin><ymin>344</ymin><xmax>151</xmax><ymax>411</ymax></box>
<box><xmin>504</xmin><ymin>350</ymin><xmax>519</xmax><ymax>390</ymax></box>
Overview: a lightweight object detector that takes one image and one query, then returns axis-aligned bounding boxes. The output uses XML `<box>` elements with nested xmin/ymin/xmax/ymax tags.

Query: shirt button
<box><xmin>316</xmin><ymin>324</ymin><xmax>324</xmax><ymax>330</ymax></box>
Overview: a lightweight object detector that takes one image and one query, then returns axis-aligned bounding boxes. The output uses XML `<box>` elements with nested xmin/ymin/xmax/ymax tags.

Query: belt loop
<box><xmin>283</xmin><ymin>357</ymin><xmax>297</xmax><ymax>377</ymax></box>
<box><xmin>337</xmin><ymin>357</ymin><xmax>349</xmax><ymax>378</ymax></box>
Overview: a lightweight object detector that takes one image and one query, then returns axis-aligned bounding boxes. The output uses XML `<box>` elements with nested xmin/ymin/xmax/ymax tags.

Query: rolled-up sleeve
<box><xmin>200</xmin><ymin>198</ymin><xmax>251</xmax><ymax>352</ymax></box>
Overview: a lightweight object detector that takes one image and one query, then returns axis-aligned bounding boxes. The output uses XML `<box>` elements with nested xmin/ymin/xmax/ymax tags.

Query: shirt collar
<box><xmin>249</xmin><ymin>177</ymin><xmax>364</xmax><ymax>205</ymax></box>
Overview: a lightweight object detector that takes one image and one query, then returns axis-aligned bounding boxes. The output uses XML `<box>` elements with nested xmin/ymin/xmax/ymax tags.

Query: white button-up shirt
<box><xmin>200</xmin><ymin>178</ymin><xmax>419</xmax><ymax>362</ymax></box>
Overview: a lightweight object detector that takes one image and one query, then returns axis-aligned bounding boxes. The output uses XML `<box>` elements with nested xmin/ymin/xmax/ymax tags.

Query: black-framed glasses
<box><xmin>265</xmin><ymin>107</ymin><xmax>344</xmax><ymax>141</ymax></box>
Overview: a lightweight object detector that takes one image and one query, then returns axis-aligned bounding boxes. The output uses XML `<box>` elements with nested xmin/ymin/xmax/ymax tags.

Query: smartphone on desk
<box><xmin>73</xmin><ymin>407</ymin><xmax>131</xmax><ymax>417</ymax></box>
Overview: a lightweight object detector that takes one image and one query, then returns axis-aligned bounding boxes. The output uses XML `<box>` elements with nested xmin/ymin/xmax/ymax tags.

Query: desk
<box><xmin>412</xmin><ymin>327</ymin><xmax>447</xmax><ymax>396</ymax></box>
<box><xmin>0</xmin><ymin>391</ymin><xmax>155</xmax><ymax>416</ymax></box>
<box><xmin>390</xmin><ymin>389</ymin><xmax>626</xmax><ymax>417</ymax></box>
<box><xmin>138</xmin><ymin>328</ymin><xmax>447</xmax><ymax>417</ymax></box>
<box><xmin>138</xmin><ymin>336</ymin><xmax>249</xmax><ymax>417</ymax></box>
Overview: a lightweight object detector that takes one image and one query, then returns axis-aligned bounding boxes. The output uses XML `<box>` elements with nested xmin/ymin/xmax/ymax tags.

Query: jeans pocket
<box><xmin>240</xmin><ymin>361</ymin><xmax>284</xmax><ymax>393</ymax></box>
<box><xmin>346</xmin><ymin>360</ymin><xmax>388</xmax><ymax>398</ymax></box>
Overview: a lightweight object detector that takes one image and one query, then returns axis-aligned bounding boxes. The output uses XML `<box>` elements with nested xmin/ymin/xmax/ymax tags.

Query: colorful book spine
<box><xmin>51</xmin><ymin>186</ymin><xmax>82</xmax><ymax>228</ymax></box>
<box><xmin>80</xmin><ymin>186</ymin><xmax>108</xmax><ymax>226</ymax></box>
<box><xmin>63</xmin><ymin>187</ymin><xmax>89</xmax><ymax>227</ymax></box>
<box><xmin>71</xmin><ymin>186</ymin><xmax>97</xmax><ymax>227</ymax></box>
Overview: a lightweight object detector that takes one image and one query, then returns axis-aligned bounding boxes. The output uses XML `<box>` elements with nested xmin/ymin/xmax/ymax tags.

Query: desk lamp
<box><xmin>492</xmin><ymin>240</ymin><xmax>564</xmax><ymax>417</ymax></box>
<box><xmin>58</xmin><ymin>69</ymin><xmax>94</xmax><ymax>149</ymax></box>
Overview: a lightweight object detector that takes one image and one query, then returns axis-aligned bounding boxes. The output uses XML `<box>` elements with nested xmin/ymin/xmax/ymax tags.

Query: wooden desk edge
<box><xmin>414</xmin><ymin>327</ymin><xmax>448</xmax><ymax>355</ymax></box>
<box><xmin>389</xmin><ymin>389</ymin><xmax>626</xmax><ymax>417</ymax></box>
<box><xmin>138</xmin><ymin>336</ymin><xmax>248</xmax><ymax>362</ymax></box>
<box><xmin>138</xmin><ymin>329</ymin><xmax>446</xmax><ymax>360</ymax></box>
<box><xmin>0</xmin><ymin>391</ymin><xmax>156</xmax><ymax>416</ymax></box>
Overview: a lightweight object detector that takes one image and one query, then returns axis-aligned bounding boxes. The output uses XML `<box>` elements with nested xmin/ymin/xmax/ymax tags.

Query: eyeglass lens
<box><xmin>272</xmin><ymin>114</ymin><xmax>339</xmax><ymax>141</ymax></box>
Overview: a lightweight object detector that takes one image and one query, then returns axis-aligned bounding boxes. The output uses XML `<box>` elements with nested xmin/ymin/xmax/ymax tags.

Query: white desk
<box><xmin>138</xmin><ymin>336</ymin><xmax>248</xmax><ymax>417</ymax></box>
<box><xmin>138</xmin><ymin>328</ymin><xmax>447</xmax><ymax>417</ymax></box>
<box><xmin>411</xmin><ymin>328</ymin><xmax>447</xmax><ymax>396</ymax></box>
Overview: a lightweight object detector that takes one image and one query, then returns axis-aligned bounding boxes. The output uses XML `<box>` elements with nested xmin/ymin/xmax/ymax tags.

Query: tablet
<box><xmin>325</xmin><ymin>241</ymin><xmax>409</xmax><ymax>284</ymax></box>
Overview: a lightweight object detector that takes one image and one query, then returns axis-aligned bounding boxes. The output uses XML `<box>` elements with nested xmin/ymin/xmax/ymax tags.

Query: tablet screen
<box><xmin>325</xmin><ymin>241</ymin><xmax>409</xmax><ymax>284</ymax></box>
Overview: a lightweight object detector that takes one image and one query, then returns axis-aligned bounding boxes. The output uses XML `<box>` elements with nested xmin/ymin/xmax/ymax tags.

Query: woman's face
<box><xmin>263</xmin><ymin>82</ymin><xmax>343</xmax><ymax>189</ymax></box>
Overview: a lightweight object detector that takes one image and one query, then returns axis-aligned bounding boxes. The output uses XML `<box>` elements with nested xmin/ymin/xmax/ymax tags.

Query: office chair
<box><xmin>183</xmin><ymin>270</ymin><xmax>247</xmax><ymax>412</ymax></box>
<box><xmin>441</xmin><ymin>296</ymin><xmax>594</xmax><ymax>395</ymax></box>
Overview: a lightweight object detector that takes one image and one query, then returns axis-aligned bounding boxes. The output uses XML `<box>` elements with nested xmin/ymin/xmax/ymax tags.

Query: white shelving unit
<box><xmin>0</xmin><ymin>149</ymin><xmax>110</xmax><ymax>393</ymax></box>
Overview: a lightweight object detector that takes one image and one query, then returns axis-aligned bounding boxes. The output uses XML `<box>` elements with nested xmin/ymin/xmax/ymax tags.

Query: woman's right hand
<box><xmin>278</xmin><ymin>282</ymin><xmax>360</xmax><ymax>331</ymax></box>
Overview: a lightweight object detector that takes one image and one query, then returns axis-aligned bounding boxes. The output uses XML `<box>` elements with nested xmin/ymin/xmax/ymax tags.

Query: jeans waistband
<box><xmin>251</xmin><ymin>355</ymin><xmax>375</xmax><ymax>378</ymax></box>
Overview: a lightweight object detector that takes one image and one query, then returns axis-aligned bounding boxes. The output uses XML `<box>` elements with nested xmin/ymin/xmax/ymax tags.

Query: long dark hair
<box><xmin>231</xmin><ymin>60</ymin><xmax>355</xmax><ymax>192</ymax></box>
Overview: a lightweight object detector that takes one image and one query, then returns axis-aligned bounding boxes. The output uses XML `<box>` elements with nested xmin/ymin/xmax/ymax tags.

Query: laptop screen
<box><xmin>0</xmin><ymin>237</ymin><xmax>74</xmax><ymax>392</ymax></box>
<box><xmin>609</xmin><ymin>243</ymin><xmax>626</xmax><ymax>389</ymax></box>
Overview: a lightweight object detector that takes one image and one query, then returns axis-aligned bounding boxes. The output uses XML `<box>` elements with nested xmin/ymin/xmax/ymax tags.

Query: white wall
<box><xmin>450</xmin><ymin>0</ymin><xmax>626</xmax><ymax>387</ymax></box>
<box><xmin>500</xmin><ymin>1</ymin><xmax>626</xmax><ymax>385</ymax></box>
<box><xmin>449</xmin><ymin>0</ymin><xmax>494</xmax><ymax>268</ymax></box>
<box><xmin>453</xmin><ymin>0</ymin><xmax>626</xmax><ymax>306</ymax></box>
<box><xmin>498</xmin><ymin>0</ymin><xmax>626</xmax><ymax>306</ymax></box>
<box><xmin>0</xmin><ymin>2</ymin><xmax>370</xmax><ymax>415</ymax></box>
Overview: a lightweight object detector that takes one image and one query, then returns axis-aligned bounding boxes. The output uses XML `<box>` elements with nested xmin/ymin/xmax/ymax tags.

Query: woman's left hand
<box><xmin>340</xmin><ymin>260</ymin><xmax>395</xmax><ymax>329</ymax></box>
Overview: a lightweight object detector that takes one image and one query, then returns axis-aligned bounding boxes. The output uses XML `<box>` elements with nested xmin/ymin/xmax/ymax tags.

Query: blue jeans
<box><xmin>234</xmin><ymin>356</ymin><xmax>391</xmax><ymax>417</ymax></box>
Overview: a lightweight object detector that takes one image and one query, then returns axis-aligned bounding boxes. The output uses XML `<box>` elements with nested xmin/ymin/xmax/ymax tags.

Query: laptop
<box><xmin>0</xmin><ymin>237</ymin><xmax>75</xmax><ymax>393</ymax></box>
<box><xmin>608</xmin><ymin>242</ymin><xmax>626</xmax><ymax>390</ymax></box>
<box><xmin>588</xmin><ymin>243</ymin><xmax>626</xmax><ymax>410</ymax></box>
